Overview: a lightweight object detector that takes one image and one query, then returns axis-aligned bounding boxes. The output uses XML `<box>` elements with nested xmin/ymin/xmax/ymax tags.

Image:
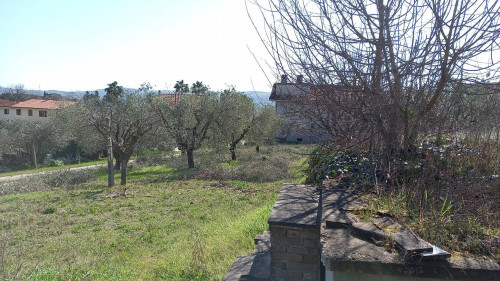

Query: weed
<box><xmin>43</xmin><ymin>206</ymin><xmax>57</xmax><ymax>214</ymax></box>
<box><xmin>191</xmin><ymin>232</ymin><xmax>206</xmax><ymax>271</ymax></box>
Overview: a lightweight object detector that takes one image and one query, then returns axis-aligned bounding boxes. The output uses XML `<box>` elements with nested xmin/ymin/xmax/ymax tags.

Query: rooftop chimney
<box><xmin>297</xmin><ymin>75</ymin><xmax>304</xmax><ymax>84</ymax></box>
<box><xmin>281</xmin><ymin>74</ymin><xmax>288</xmax><ymax>84</ymax></box>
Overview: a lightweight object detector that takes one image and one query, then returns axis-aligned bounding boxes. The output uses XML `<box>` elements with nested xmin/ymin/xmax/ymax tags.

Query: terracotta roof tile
<box><xmin>0</xmin><ymin>99</ymin><xmax>15</xmax><ymax>107</ymax></box>
<box><xmin>11</xmin><ymin>99</ymin><xmax>76</xmax><ymax>109</ymax></box>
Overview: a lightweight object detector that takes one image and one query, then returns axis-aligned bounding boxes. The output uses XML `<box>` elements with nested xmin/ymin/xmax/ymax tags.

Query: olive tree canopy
<box><xmin>59</xmin><ymin>86</ymin><xmax>160</xmax><ymax>185</ymax></box>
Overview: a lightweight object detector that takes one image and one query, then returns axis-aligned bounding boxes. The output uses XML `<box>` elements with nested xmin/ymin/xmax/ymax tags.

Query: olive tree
<box><xmin>0</xmin><ymin>119</ymin><xmax>68</xmax><ymax>168</ymax></box>
<box><xmin>59</xmin><ymin>85</ymin><xmax>160</xmax><ymax>185</ymax></box>
<box><xmin>155</xmin><ymin>87</ymin><xmax>217</xmax><ymax>168</ymax></box>
<box><xmin>214</xmin><ymin>88</ymin><xmax>282</xmax><ymax>160</ymax></box>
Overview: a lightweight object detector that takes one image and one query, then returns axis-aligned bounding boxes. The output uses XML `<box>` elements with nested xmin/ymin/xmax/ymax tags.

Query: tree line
<box><xmin>0</xmin><ymin>81</ymin><xmax>281</xmax><ymax>185</ymax></box>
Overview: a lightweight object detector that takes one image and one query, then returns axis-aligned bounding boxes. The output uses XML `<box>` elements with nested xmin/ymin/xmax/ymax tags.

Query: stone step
<box><xmin>224</xmin><ymin>231</ymin><xmax>271</xmax><ymax>281</ymax></box>
<box><xmin>394</xmin><ymin>228</ymin><xmax>433</xmax><ymax>255</ymax></box>
<box><xmin>254</xmin><ymin>231</ymin><xmax>270</xmax><ymax>246</ymax></box>
<box><xmin>224</xmin><ymin>255</ymin><xmax>254</xmax><ymax>281</ymax></box>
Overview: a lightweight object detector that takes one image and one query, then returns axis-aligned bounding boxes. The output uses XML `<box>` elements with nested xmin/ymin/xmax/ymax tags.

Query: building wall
<box><xmin>0</xmin><ymin>107</ymin><xmax>52</xmax><ymax>121</ymax></box>
<box><xmin>275</xmin><ymin>100</ymin><xmax>326</xmax><ymax>143</ymax></box>
<box><xmin>272</xmin><ymin>84</ymin><xmax>326</xmax><ymax>143</ymax></box>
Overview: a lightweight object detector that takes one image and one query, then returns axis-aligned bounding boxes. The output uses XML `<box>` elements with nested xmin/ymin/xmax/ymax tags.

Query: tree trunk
<box><xmin>187</xmin><ymin>149</ymin><xmax>194</xmax><ymax>168</ymax></box>
<box><xmin>114</xmin><ymin>158</ymin><xmax>121</xmax><ymax>171</ymax></box>
<box><xmin>120</xmin><ymin>159</ymin><xmax>128</xmax><ymax>185</ymax></box>
<box><xmin>230</xmin><ymin>145</ymin><xmax>237</xmax><ymax>160</ymax></box>
<box><xmin>107</xmin><ymin>147</ymin><xmax>114</xmax><ymax>187</ymax></box>
<box><xmin>32</xmin><ymin>143</ymin><xmax>38</xmax><ymax>169</ymax></box>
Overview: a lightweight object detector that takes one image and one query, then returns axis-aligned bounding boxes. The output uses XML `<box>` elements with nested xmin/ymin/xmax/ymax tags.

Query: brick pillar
<box><xmin>268</xmin><ymin>184</ymin><xmax>321</xmax><ymax>281</ymax></box>
<box><xmin>269</xmin><ymin>225</ymin><xmax>320</xmax><ymax>280</ymax></box>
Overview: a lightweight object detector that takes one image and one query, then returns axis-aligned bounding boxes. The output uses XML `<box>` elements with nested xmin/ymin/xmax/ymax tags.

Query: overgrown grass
<box><xmin>0</xmin><ymin>144</ymin><xmax>310</xmax><ymax>280</ymax></box>
<box><xmin>156</xmin><ymin>144</ymin><xmax>312</xmax><ymax>183</ymax></box>
<box><xmin>345</xmin><ymin>139</ymin><xmax>500</xmax><ymax>260</ymax></box>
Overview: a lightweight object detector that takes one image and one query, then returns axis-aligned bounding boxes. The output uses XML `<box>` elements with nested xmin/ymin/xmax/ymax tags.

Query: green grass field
<box><xmin>0</xmin><ymin>145</ymin><xmax>310</xmax><ymax>280</ymax></box>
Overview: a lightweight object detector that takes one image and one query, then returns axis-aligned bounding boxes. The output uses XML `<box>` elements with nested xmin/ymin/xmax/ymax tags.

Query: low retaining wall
<box><xmin>226</xmin><ymin>184</ymin><xmax>500</xmax><ymax>281</ymax></box>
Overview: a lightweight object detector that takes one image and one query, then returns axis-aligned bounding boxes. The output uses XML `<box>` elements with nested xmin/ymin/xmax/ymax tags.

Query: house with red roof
<box><xmin>0</xmin><ymin>99</ymin><xmax>76</xmax><ymax>121</ymax></box>
<box><xmin>0</xmin><ymin>99</ymin><xmax>16</xmax><ymax>119</ymax></box>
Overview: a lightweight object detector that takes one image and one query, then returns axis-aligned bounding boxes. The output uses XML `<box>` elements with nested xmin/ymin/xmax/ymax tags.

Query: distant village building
<box><xmin>0</xmin><ymin>99</ymin><xmax>76</xmax><ymax>121</ymax></box>
<box><xmin>0</xmin><ymin>99</ymin><xmax>16</xmax><ymax>119</ymax></box>
<box><xmin>43</xmin><ymin>91</ymin><xmax>63</xmax><ymax>101</ymax></box>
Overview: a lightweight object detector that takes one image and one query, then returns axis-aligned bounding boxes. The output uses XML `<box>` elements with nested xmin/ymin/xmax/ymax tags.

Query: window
<box><xmin>16</xmin><ymin>109</ymin><xmax>21</xmax><ymax>115</ymax></box>
<box><xmin>3</xmin><ymin>109</ymin><xmax>8</xmax><ymax>114</ymax></box>
<box><xmin>39</xmin><ymin>110</ymin><xmax>48</xmax><ymax>117</ymax></box>
<box><xmin>28</xmin><ymin>110</ymin><xmax>33</xmax><ymax>116</ymax></box>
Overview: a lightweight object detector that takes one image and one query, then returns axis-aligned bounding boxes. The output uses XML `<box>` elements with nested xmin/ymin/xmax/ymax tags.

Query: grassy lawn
<box><xmin>0</xmin><ymin>145</ymin><xmax>311</xmax><ymax>280</ymax></box>
<box><xmin>0</xmin><ymin>159</ymin><xmax>107</xmax><ymax>178</ymax></box>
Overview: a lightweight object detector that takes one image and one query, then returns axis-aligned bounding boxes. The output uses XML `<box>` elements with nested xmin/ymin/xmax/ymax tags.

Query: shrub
<box><xmin>0</xmin><ymin>168</ymin><xmax>100</xmax><ymax>195</ymax></box>
<box><xmin>135</xmin><ymin>154</ymin><xmax>168</xmax><ymax>167</ymax></box>
<box><xmin>304</xmin><ymin>146</ymin><xmax>333</xmax><ymax>184</ymax></box>
<box><xmin>43</xmin><ymin>159</ymin><xmax>65</xmax><ymax>167</ymax></box>
<box><xmin>0</xmin><ymin>176</ymin><xmax>49</xmax><ymax>196</ymax></box>
<box><xmin>164</xmin><ymin>145</ymin><xmax>309</xmax><ymax>182</ymax></box>
<box><xmin>41</xmin><ymin>168</ymin><xmax>98</xmax><ymax>187</ymax></box>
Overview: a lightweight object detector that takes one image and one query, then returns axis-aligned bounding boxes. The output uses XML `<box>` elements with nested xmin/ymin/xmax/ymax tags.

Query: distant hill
<box><xmin>243</xmin><ymin>91</ymin><xmax>273</xmax><ymax>106</ymax></box>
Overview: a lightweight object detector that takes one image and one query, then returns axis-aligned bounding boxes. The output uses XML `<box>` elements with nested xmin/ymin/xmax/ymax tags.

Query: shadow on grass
<box><xmin>127</xmin><ymin>166</ymin><xmax>180</xmax><ymax>183</ymax></box>
<box><xmin>70</xmin><ymin>189</ymin><xmax>106</xmax><ymax>199</ymax></box>
<box><xmin>83</xmin><ymin>190</ymin><xmax>105</xmax><ymax>199</ymax></box>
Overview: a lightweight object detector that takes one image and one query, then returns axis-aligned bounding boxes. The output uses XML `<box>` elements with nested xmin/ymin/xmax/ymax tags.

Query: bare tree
<box><xmin>248</xmin><ymin>0</ymin><xmax>500</xmax><ymax>166</ymax></box>
<box><xmin>0</xmin><ymin>84</ymin><xmax>41</xmax><ymax>102</ymax></box>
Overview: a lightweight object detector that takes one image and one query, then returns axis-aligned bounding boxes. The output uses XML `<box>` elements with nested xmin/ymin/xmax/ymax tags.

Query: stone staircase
<box><xmin>224</xmin><ymin>231</ymin><xmax>271</xmax><ymax>281</ymax></box>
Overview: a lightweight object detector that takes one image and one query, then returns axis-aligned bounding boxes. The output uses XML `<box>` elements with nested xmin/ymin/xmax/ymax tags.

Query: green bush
<box><xmin>305</xmin><ymin>146</ymin><xmax>333</xmax><ymax>184</ymax></box>
<box><xmin>44</xmin><ymin>159</ymin><xmax>65</xmax><ymax>167</ymax></box>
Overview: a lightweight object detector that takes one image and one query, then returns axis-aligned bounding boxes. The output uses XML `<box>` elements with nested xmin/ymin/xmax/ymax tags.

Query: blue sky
<box><xmin>0</xmin><ymin>0</ymin><xmax>274</xmax><ymax>92</ymax></box>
